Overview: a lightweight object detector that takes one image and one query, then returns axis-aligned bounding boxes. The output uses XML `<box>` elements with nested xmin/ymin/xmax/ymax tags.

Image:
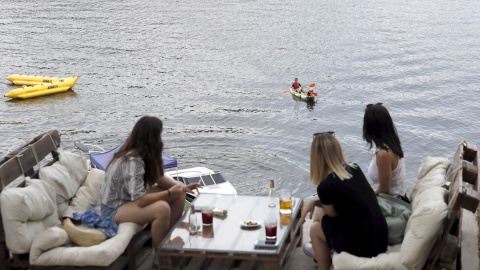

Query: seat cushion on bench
<box><xmin>39</xmin><ymin>151</ymin><xmax>88</xmax><ymax>217</ymax></box>
<box><xmin>29</xmin><ymin>222</ymin><xmax>144</xmax><ymax>266</ymax></box>
<box><xmin>62</xmin><ymin>168</ymin><xmax>104</xmax><ymax>219</ymax></box>
<box><xmin>0</xmin><ymin>179</ymin><xmax>59</xmax><ymax>254</ymax></box>
<box><xmin>410</xmin><ymin>157</ymin><xmax>450</xmax><ymax>201</ymax></box>
<box><xmin>58</xmin><ymin>151</ymin><xmax>89</xmax><ymax>185</ymax></box>
<box><xmin>333</xmin><ymin>244</ymin><xmax>406</xmax><ymax>270</ymax></box>
<box><xmin>400</xmin><ymin>186</ymin><xmax>448</xmax><ymax>269</ymax></box>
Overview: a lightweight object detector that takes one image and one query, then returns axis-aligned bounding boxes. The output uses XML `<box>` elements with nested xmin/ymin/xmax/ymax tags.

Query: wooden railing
<box><xmin>427</xmin><ymin>141</ymin><xmax>480</xmax><ymax>270</ymax></box>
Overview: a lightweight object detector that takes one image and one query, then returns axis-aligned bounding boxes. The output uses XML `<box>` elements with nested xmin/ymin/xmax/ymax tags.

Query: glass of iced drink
<box><xmin>201</xmin><ymin>205</ymin><xmax>214</xmax><ymax>226</ymax></box>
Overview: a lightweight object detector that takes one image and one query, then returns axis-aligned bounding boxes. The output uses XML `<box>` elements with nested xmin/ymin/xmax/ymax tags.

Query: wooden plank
<box><xmin>427</xmin><ymin>140</ymin><xmax>480</xmax><ymax>270</ymax></box>
<box><xmin>207</xmin><ymin>258</ymin><xmax>229</xmax><ymax>269</ymax></box>
<box><xmin>233</xmin><ymin>259</ymin><xmax>258</xmax><ymax>270</ymax></box>
<box><xmin>462</xmin><ymin>161</ymin><xmax>478</xmax><ymax>185</ymax></box>
<box><xmin>183</xmin><ymin>257</ymin><xmax>209</xmax><ymax>270</ymax></box>
<box><xmin>0</xmin><ymin>130</ymin><xmax>60</xmax><ymax>190</ymax></box>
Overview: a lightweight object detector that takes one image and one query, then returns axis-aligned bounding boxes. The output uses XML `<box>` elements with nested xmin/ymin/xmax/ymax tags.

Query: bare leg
<box><xmin>147</xmin><ymin>185</ymin><xmax>186</xmax><ymax>229</ymax></box>
<box><xmin>115</xmin><ymin>200</ymin><xmax>171</xmax><ymax>250</ymax></box>
<box><xmin>310</xmin><ymin>208</ymin><xmax>332</xmax><ymax>270</ymax></box>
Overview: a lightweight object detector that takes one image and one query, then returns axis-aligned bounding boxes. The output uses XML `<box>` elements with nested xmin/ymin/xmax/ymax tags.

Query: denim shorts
<box><xmin>101</xmin><ymin>204</ymin><xmax>118</xmax><ymax>221</ymax></box>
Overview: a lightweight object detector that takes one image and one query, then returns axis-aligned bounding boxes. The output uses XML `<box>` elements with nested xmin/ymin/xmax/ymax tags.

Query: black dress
<box><xmin>317</xmin><ymin>164</ymin><xmax>388</xmax><ymax>258</ymax></box>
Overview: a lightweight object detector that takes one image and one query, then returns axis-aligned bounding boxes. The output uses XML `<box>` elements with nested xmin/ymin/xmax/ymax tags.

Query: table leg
<box><xmin>264</xmin><ymin>260</ymin><xmax>281</xmax><ymax>270</ymax></box>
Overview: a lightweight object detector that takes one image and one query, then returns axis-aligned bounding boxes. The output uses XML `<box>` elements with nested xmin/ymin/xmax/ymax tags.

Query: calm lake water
<box><xmin>1</xmin><ymin>0</ymin><xmax>480</xmax><ymax>198</ymax></box>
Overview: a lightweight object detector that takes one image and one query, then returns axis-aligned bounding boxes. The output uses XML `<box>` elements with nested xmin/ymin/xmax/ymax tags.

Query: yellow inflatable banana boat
<box><xmin>4</xmin><ymin>77</ymin><xmax>78</xmax><ymax>99</ymax></box>
<box><xmin>6</xmin><ymin>74</ymin><xmax>66</xmax><ymax>86</ymax></box>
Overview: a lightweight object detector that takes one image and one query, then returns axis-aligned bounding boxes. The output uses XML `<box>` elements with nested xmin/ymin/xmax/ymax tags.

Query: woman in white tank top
<box><xmin>363</xmin><ymin>103</ymin><xmax>407</xmax><ymax>199</ymax></box>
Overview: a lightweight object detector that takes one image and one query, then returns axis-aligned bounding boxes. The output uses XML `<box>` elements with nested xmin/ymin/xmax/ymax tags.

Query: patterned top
<box><xmin>101</xmin><ymin>155</ymin><xmax>146</xmax><ymax>209</ymax></box>
<box><xmin>368</xmin><ymin>150</ymin><xmax>406</xmax><ymax>197</ymax></box>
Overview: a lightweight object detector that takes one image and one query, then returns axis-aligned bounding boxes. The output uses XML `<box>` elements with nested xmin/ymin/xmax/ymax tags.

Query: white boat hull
<box><xmin>165</xmin><ymin>167</ymin><xmax>237</xmax><ymax>196</ymax></box>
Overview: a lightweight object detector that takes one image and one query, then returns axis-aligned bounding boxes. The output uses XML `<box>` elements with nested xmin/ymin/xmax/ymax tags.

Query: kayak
<box><xmin>290</xmin><ymin>88</ymin><xmax>316</xmax><ymax>101</ymax></box>
<box><xmin>6</xmin><ymin>74</ymin><xmax>66</xmax><ymax>86</ymax></box>
<box><xmin>4</xmin><ymin>77</ymin><xmax>78</xmax><ymax>99</ymax></box>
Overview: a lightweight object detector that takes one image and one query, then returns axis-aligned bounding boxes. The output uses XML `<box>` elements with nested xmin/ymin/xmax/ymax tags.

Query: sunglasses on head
<box><xmin>313</xmin><ymin>131</ymin><xmax>335</xmax><ymax>138</ymax></box>
<box><xmin>366</xmin><ymin>102</ymin><xmax>383</xmax><ymax>108</ymax></box>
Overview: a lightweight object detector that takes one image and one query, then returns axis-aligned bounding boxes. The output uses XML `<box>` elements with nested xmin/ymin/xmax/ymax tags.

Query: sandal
<box><xmin>303</xmin><ymin>242</ymin><xmax>317</xmax><ymax>263</ymax></box>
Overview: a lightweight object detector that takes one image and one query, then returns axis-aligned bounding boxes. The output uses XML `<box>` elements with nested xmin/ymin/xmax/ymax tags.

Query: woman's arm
<box><xmin>375</xmin><ymin>149</ymin><xmax>397</xmax><ymax>194</ymax></box>
<box><xmin>322</xmin><ymin>204</ymin><xmax>337</xmax><ymax>217</ymax></box>
<box><xmin>133</xmin><ymin>183</ymin><xmax>183</xmax><ymax>207</ymax></box>
<box><xmin>156</xmin><ymin>175</ymin><xmax>180</xmax><ymax>189</ymax></box>
<box><xmin>301</xmin><ymin>200</ymin><xmax>316</xmax><ymax>223</ymax></box>
<box><xmin>156</xmin><ymin>175</ymin><xmax>201</xmax><ymax>193</ymax></box>
<box><xmin>301</xmin><ymin>199</ymin><xmax>326</xmax><ymax>223</ymax></box>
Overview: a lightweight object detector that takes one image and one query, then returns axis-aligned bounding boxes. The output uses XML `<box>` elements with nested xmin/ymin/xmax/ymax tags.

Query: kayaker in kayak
<box><xmin>307</xmin><ymin>89</ymin><xmax>314</xmax><ymax>97</ymax></box>
<box><xmin>292</xmin><ymin>78</ymin><xmax>303</xmax><ymax>93</ymax></box>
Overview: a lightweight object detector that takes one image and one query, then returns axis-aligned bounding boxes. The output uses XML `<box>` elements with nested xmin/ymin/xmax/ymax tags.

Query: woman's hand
<box><xmin>168</xmin><ymin>183</ymin><xmax>184</xmax><ymax>197</ymax></box>
<box><xmin>183</xmin><ymin>183</ymin><xmax>202</xmax><ymax>193</ymax></box>
<box><xmin>301</xmin><ymin>200</ymin><xmax>316</xmax><ymax>224</ymax></box>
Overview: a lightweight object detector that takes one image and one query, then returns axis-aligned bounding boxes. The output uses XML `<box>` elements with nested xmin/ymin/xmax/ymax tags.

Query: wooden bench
<box><xmin>0</xmin><ymin>130</ymin><xmax>151</xmax><ymax>270</ymax></box>
<box><xmin>427</xmin><ymin>141</ymin><xmax>480</xmax><ymax>270</ymax></box>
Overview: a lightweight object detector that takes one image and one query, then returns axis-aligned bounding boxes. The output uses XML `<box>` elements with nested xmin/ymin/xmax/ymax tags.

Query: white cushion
<box><xmin>58</xmin><ymin>151</ymin><xmax>89</xmax><ymax>186</ymax></box>
<box><xmin>333</xmin><ymin>245</ymin><xmax>407</xmax><ymax>270</ymax></box>
<box><xmin>400</xmin><ymin>186</ymin><xmax>448</xmax><ymax>269</ymax></box>
<box><xmin>410</xmin><ymin>157</ymin><xmax>450</xmax><ymax>200</ymax></box>
<box><xmin>63</xmin><ymin>168</ymin><xmax>105</xmax><ymax>218</ymax></box>
<box><xmin>29</xmin><ymin>222</ymin><xmax>143</xmax><ymax>266</ymax></box>
<box><xmin>0</xmin><ymin>179</ymin><xmax>59</xmax><ymax>254</ymax></box>
<box><xmin>39</xmin><ymin>152</ymin><xmax>88</xmax><ymax>217</ymax></box>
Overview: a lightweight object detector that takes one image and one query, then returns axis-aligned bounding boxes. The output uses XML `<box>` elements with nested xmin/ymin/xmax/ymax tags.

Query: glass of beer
<box><xmin>279</xmin><ymin>191</ymin><xmax>293</xmax><ymax>215</ymax></box>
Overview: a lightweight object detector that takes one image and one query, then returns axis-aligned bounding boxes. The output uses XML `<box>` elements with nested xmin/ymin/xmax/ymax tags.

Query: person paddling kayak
<box><xmin>292</xmin><ymin>78</ymin><xmax>303</xmax><ymax>93</ymax></box>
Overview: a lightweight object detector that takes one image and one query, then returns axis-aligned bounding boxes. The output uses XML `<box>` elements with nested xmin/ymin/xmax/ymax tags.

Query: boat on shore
<box><xmin>166</xmin><ymin>167</ymin><xmax>237</xmax><ymax>200</ymax></box>
<box><xmin>78</xmin><ymin>141</ymin><xmax>237</xmax><ymax>201</ymax></box>
<box><xmin>4</xmin><ymin>77</ymin><xmax>78</xmax><ymax>99</ymax></box>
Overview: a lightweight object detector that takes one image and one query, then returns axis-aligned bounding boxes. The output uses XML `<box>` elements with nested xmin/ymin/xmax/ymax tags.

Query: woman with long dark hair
<box><xmin>363</xmin><ymin>103</ymin><xmax>407</xmax><ymax>199</ymax></box>
<box><xmin>100</xmin><ymin>116</ymin><xmax>200</xmax><ymax>254</ymax></box>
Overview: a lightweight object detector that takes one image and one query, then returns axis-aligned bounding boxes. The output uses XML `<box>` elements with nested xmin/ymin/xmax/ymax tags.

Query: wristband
<box><xmin>167</xmin><ymin>189</ymin><xmax>171</xmax><ymax>197</ymax></box>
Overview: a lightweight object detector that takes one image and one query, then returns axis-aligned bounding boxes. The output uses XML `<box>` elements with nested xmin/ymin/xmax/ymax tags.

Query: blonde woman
<box><xmin>301</xmin><ymin>132</ymin><xmax>388</xmax><ymax>270</ymax></box>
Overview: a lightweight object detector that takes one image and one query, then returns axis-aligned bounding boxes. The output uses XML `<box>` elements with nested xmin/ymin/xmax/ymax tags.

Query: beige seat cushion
<box><xmin>39</xmin><ymin>151</ymin><xmax>88</xmax><ymax>217</ymax></box>
<box><xmin>410</xmin><ymin>157</ymin><xmax>450</xmax><ymax>200</ymax></box>
<box><xmin>333</xmin><ymin>244</ymin><xmax>406</xmax><ymax>270</ymax></box>
<box><xmin>58</xmin><ymin>151</ymin><xmax>89</xmax><ymax>184</ymax></box>
<box><xmin>63</xmin><ymin>168</ymin><xmax>105</xmax><ymax>219</ymax></box>
<box><xmin>29</xmin><ymin>222</ymin><xmax>144</xmax><ymax>266</ymax></box>
<box><xmin>400</xmin><ymin>186</ymin><xmax>448</xmax><ymax>269</ymax></box>
<box><xmin>0</xmin><ymin>179</ymin><xmax>59</xmax><ymax>254</ymax></box>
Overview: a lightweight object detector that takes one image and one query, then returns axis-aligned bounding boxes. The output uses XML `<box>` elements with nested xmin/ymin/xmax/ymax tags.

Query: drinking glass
<box><xmin>279</xmin><ymin>191</ymin><xmax>293</xmax><ymax>215</ymax></box>
<box><xmin>201</xmin><ymin>205</ymin><xmax>214</xmax><ymax>226</ymax></box>
<box><xmin>265</xmin><ymin>203</ymin><xmax>277</xmax><ymax>240</ymax></box>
